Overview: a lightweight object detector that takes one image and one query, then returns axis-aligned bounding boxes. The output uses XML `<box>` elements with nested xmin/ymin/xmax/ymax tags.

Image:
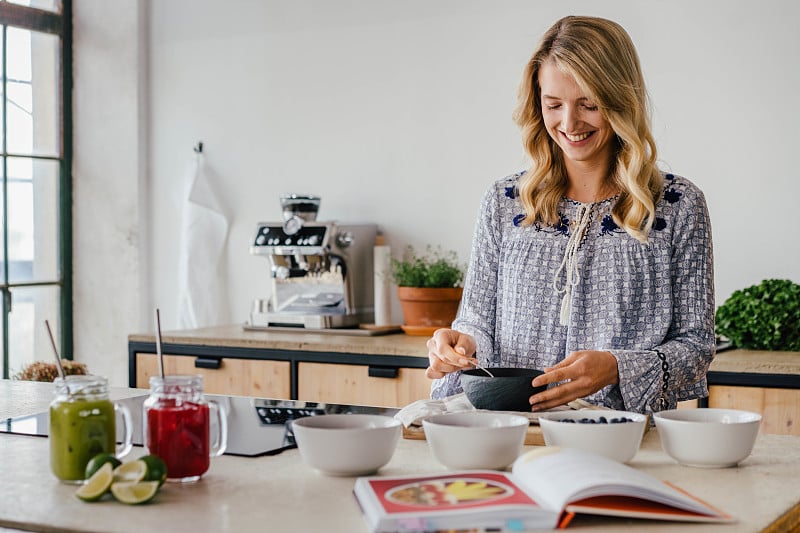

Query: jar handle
<box><xmin>114</xmin><ymin>401</ymin><xmax>133</xmax><ymax>458</ymax></box>
<box><xmin>208</xmin><ymin>400</ymin><xmax>228</xmax><ymax>457</ymax></box>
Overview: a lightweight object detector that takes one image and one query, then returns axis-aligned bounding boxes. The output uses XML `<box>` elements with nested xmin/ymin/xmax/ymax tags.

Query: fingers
<box><xmin>426</xmin><ymin>329</ymin><xmax>477</xmax><ymax>378</ymax></box>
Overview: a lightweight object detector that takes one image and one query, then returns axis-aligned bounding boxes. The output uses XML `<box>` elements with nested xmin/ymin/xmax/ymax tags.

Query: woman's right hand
<box><xmin>425</xmin><ymin>328</ymin><xmax>478</xmax><ymax>379</ymax></box>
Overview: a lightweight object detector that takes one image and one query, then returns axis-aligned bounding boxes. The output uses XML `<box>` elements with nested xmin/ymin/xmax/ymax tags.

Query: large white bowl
<box><xmin>653</xmin><ymin>408</ymin><xmax>761</xmax><ymax>468</ymax></box>
<box><xmin>292</xmin><ymin>414</ymin><xmax>401</xmax><ymax>476</ymax></box>
<box><xmin>537</xmin><ymin>409</ymin><xmax>647</xmax><ymax>463</ymax></box>
<box><xmin>422</xmin><ymin>412</ymin><xmax>529</xmax><ymax>470</ymax></box>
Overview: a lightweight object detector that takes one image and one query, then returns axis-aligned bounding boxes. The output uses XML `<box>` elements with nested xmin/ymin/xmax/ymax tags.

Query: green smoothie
<box><xmin>49</xmin><ymin>397</ymin><xmax>116</xmax><ymax>482</ymax></box>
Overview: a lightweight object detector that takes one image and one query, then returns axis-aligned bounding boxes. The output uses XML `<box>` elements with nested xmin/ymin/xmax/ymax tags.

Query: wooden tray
<box><xmin>402</xmin><ymin>423</ymin><xmax>546</xmax><ymax>446</ymax></box>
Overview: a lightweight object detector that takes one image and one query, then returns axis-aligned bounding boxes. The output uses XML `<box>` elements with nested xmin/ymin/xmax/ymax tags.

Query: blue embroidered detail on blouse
<box><xmin>513</xmin><ymin>213</ymin><xmax>526</xmax><ymax>227</ymax></box>
<box><xmin>654</xmin><ymin>217</ymin><xmax>667</xmax><ymax>231</ymax></box>
<box><xmin>664</xmin><ymin>187</ymin><xmax>682</xmax><ymax>204</ymax></box>
<box><xmin>600</xmin><ymin>214</ymin><xmax>620</xmax><ymax>235</ymax></box>
<box><xmin>554</xmin><ymin>214</ymin><xmax>570</xmax><ymax>235</ymax></box>
<box><xmin>505</xmin><ymin>186</ymin><xmax>518</xmax><ymax>199</ymax></box>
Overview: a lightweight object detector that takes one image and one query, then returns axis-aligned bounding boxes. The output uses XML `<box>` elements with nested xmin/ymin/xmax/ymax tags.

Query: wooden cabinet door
<box><xmin>136</xmin><ymin>353</ymin><xmax>291</xmax><ymax>398</ymax></box>
<box><xmin>297</xmin><ymin>362</ymin><xmax>430</xmax><ymax>408</ymax></box>
<box><xmin>708</xmin><ymin>385</ymin><xmax>800</xmax><ymax>435</ymax></box>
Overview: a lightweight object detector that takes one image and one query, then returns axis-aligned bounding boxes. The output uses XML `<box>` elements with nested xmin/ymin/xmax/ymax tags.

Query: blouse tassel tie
<box><xmin>553</xmin><ymin>203</ymin><xmax>593</xmax><ymax>326</ymax></box>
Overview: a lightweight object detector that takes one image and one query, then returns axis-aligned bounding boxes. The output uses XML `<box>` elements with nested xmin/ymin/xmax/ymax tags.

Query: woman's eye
<box><xmin>583</xmin><ymin>104</ymin><xmax>599</xmax><ymax>111</ymax></box>
<box><xmin>545</xmin><ymin>104</ymin><xmax>561</xmax><ymax>110</ymax></box>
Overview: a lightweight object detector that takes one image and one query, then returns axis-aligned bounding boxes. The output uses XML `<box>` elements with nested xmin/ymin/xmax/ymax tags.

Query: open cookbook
<box><xmin>353</xmin><ymin>447</ymin><xmax>735</xmax><ymax>532</ymax></box>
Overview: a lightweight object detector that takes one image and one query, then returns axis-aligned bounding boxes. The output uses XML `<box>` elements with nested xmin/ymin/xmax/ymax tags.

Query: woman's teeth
<box><xmin>565</xmin><ymin>132</ymin><xmax>590</xmax><ymax>142</ymax></box>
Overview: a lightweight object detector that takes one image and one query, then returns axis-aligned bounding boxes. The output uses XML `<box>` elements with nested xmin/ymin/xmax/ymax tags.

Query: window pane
<box><xmin>1</xmin><ymin>29</ymin><xmax>4</xmax><ymax>152</ymax></box>
<box><xmin>6</xmin><ymin>0</ymin><xmax>60</xmax><ymax>14</ymax></box>
<box><xmin>0</xmin><ymin>157</ymin><xmax>5</xmax><ymax>284</ymax></box>
<box><xmin>6</xmin><ymin>26</ymin><xmax>59</xmax><ymax>157</ymax></box>
<box><xmin>8</xmin><ymin>156</ymin><xmax>59</xmax><ymax>283</ymax></box>
<box><xmin>8</xmin><ymin>285</ymin><xmax>61</xmax><ymax>379</ymax></box>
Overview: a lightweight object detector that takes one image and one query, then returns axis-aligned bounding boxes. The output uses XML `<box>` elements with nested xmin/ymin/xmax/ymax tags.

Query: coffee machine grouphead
<box><xmin>248</xmin><ymin>195</ymin><xmax>376</xmax><ymax>329</ymax></box>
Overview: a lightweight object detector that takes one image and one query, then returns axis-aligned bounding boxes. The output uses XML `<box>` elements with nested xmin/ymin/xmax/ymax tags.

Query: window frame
<box><xmin>0</xmin><ymin>0</ymin><xmax>72</xmax><ymax>378</ymax></box>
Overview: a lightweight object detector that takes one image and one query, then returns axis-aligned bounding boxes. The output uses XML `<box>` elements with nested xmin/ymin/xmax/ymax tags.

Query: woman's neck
<box><xmin>563</xmin><ymin>158</ymin><xmax>616</xmax><ymax>203</ymax></box>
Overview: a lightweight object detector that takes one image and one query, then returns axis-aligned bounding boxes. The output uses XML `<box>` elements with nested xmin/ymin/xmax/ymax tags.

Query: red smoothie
<box><xmin>146</xmin><ymin>399</ymin><xmax>210</xmax><ymax>480</ymax></box>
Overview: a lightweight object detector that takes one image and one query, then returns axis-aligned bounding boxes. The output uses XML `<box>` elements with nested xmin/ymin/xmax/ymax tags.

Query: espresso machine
<box><xmin>247</xmin><ymin>194</ymin><xmax>377</xmax><ymax>329</ymax></box>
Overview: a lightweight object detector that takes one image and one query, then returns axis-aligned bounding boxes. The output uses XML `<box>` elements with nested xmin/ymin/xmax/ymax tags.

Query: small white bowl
<box><xmin>422</xmin><ymin>412</ymin><xmax>529</xmax><ymax>470</ymax></box>
<box><xmin>537</xmin><ymin>409</ymin><xmax>647</xmax><ymax>463</ymax></box>
<box><xmin>292</xmin><ymin>414</ymin><xmax>401</xmax><ymax>476</ymax></box>
<box><xmin>653</xmin><ymin>408</ymin><xmax>761</xmax><ymax>468</ymax></box>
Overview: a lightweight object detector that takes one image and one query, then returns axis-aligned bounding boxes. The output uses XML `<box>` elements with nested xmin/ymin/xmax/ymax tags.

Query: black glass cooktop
<box><xmin>0</xmin><ymin>394</ymin><xmax>398</xmax><ymax>457</ymax></box>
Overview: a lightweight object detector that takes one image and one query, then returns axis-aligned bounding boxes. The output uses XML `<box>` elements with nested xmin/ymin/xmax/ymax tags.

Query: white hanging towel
<box><xmin>176</xmin><ymin>148</ymin><xmax>230</xmax><ymax>328</ymax></box>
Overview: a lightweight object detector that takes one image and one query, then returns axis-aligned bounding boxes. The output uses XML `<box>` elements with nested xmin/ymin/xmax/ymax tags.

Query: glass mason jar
<box><xmin>49</xmin><ymin>374</ymin><xmax>133</xmax><ymax>483</ymax></box>
<box><xmin>143</xmin><ymin>375</ymin><xmax>228</xmax><ymax>483</ymax></box>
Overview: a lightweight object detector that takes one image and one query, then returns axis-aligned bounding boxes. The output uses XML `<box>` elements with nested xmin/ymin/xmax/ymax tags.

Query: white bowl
<box><xmin>537</xmin><ymin>409</ymin><xmax>647</xmax><ymax>463</ymax></box>
<box><xmin>653</xmin><ymin>408</ymin><xmax>761</xmax><ymax>467</ymax></box>
<box><xmin>292</xmin><ymin>414</ymin><xmax>401</xmax><ymax>476</ymax></box>
<box><xmin>422</xmin><ymin>412</ymin><xmax>529</xmax><ymax>470</ymax></box>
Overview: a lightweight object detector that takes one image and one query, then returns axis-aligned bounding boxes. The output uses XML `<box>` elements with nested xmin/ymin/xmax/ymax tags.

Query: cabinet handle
<box><xmin>368</xmin><ymin>366</ymin><xmax>399</xmax><ymax>379</ymax></box>
<box><xmin>194</xmin><ymin>357</ymin><xmax>222</xmax><ymax>370</ymax></box>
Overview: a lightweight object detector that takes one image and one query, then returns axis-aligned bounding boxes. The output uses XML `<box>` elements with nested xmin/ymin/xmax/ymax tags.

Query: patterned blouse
<box><xmin>431</xmin><ymin>172</ymin><xmax>716</xmax><ymax>414</ymax></box>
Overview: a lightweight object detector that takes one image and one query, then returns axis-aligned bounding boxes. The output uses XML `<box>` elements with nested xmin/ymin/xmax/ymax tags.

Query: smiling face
<box><xmin>539</xmin><ymin>60</ymin><xmax>615</xmax><ymax>175</ymax></box>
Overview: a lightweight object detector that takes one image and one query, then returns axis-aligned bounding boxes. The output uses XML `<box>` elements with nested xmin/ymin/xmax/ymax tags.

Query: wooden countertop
<box><xmin>129</xmin><ymin>324</ymin><xmax>800</xmax><ymax>376</ymax></box>
<box><xmin>129</xmin><ymin>324</ymin><xmax>429</xmax><ymax>358</ymax></box>
<box><xmin>1</xmin><ymin>380</ymin><xmax>799</xmax><ymax>533</ymax></box>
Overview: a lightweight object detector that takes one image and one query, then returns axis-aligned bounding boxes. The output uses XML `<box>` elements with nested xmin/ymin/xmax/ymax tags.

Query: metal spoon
<box><xmin>474</xmin><ymin>361</ymin><xmax>495</xmax><ymax>378</ymax></box>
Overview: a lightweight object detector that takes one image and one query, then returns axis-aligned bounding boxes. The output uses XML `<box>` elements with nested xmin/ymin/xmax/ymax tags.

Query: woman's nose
<box><xmin>562</xmin><ymin>105</ymin><xmax>580</xmax><ymax>131</ymax></box>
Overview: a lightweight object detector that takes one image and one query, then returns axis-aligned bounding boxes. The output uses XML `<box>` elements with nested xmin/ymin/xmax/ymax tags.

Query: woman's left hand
<box><xmin>528</xmin><ymin>350</ymin><xmax>619</xmax><ymax>411</ymax></box>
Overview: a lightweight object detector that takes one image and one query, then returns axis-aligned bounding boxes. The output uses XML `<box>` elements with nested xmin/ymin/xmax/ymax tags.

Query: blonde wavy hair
<box><xmin>512</xmin><ymin>16</ymin><xmax>662</xmax><ymax>243</ymax></box>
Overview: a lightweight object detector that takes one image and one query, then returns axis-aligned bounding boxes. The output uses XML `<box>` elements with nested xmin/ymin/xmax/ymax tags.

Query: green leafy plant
<box><xmin>390</xmin><ymin>245</ymin><xmax>465</xmax><ymax>288</ymax></box>
<box><xmin>715</xmin><ymin>278</ymin><xmax>800</xmax><ymax>351</ymax></box>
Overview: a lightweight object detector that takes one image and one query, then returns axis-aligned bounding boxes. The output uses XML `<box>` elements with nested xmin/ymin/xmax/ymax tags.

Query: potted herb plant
<box><xmin>390</xmin><ymin>246</ymin><xmax>466</xmax><ymax>336</ymax></box>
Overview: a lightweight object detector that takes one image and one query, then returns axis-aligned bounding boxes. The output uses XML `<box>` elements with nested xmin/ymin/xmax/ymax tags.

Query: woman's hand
<box><xmin>425</xmin><ymin>328</ymin><xmax>478</xmax><ymax>379</ymax></box>
<box><xmin>528</xmin><ymin>350</ymin><xmax>619</xmax><ymax>411</ymax></box>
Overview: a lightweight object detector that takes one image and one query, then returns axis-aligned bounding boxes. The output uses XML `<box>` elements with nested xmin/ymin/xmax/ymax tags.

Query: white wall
<box><xmin>74</xmin><ymin>1</ymin><xmax>800</xmax><ymax>384</ymax></box>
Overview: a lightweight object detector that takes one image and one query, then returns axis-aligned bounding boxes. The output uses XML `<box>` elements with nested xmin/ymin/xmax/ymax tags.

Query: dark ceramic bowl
<box><xmin>460</xmin><ymin>367</ymin><xmax>547</xmax><ymax>412</ymax></box>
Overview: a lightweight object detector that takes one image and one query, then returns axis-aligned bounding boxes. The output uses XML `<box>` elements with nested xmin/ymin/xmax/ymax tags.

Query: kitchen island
<box><xmin>1</xmin><ymin>379</ymin><xmax>799</xmax><ymax>532</ymax></box>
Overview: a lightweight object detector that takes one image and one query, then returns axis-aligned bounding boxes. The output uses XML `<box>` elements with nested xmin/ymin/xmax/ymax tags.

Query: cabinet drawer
<box><xmin>708</xmin><ymin>385</ymin><xmax>800</xmax><ymax>435</ymax></box>
<box><xmin>136</xmin><ymin>353</ymin><xmax>291</xmax><ymax>398</ymax></box>
<box><xmin>297</xmin><ymin>362</ymin><xmax>430</xmax><ymax>408</ymax></box>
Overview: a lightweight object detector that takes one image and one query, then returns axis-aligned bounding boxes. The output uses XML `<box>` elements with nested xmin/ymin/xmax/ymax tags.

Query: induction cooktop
<box><xmin>0</xmin><ymin>394</ymin><xmax>398</xmax><ymax>457</ymax></box>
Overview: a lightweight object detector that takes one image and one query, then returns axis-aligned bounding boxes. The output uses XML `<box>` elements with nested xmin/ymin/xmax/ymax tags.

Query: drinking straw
<box><xmin>45</xmin><ymin>320</ymin><xmax>66</xmax><ymax>380</ymax></box>
<box><xmin>155</xmin><ymin>308</ymin><xmax>165</xmax><ymax>378</ymax></box>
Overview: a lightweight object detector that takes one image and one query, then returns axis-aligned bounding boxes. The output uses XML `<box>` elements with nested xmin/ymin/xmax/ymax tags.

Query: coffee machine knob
<box><xmin>335</xmin><ymin>231</ymin><xmax>354</xmax><ymax>248</ymax></box>
<box><xmin>283</xmin><ymin>215</ymin><xmax>304</xmax><ymax>236</ymax></box>
<box><xmin>274</xmin><ymin>266</ymin><xmax>291</xmax><ymax>279</ymax></box>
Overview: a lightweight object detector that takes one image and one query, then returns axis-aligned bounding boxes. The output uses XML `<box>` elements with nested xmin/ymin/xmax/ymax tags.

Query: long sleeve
<box><xmin>612</xmin><ymin>178</ymin><xmax>715</xmax><ymax>413</ymax></box>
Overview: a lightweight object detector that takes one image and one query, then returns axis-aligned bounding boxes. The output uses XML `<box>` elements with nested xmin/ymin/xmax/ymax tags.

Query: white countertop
<box><xmin>2</xmin><ymin>380</ymin><xmax>799</xmax><ymax>532</ymax></box>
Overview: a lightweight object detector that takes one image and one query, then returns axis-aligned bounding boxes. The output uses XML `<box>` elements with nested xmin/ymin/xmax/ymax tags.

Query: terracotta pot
<box><xmin>397</xmin><ymin>287</ymin><xmax>463</xmax><ymax>335</ymax></box>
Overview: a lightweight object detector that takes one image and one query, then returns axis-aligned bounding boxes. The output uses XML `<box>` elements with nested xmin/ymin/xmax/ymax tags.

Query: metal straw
<box><xmin>45</xmin><ymin>320</ymin><xmax>66</xmax><ymax>380</ymax></box>
<box><xmin>155</xmin><ymin>308</ymin><xmax>165</xmax><ymax>378</ymax></box>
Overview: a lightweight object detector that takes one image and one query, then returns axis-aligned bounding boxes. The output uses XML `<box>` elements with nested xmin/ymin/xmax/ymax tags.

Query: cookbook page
<box><xmin>511</xmin><ymin>447</ymin><xmax>723</xmax><ymax>516</ymax></box>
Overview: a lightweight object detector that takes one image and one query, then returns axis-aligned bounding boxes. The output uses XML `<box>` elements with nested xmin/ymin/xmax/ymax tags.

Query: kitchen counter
<box><xmin>128</xmin><ymin>324</ymin><xmax>429</xmax><ymax>358</ymax></box>
<box><xmin>1</xmin><ymin>380</ymin><xmax>799</xmax><ymax>533</ymax></box>
<box><xmin>129</xmin><ymin>325</ymin><xmax>800</xmax><ymax>374</ymax></box>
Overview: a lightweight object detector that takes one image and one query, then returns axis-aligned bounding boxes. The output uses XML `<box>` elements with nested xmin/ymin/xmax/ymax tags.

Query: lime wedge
<box><xmin>139</xmin><ymin>455</ymin><xmax>168</xmax><ymax>487</ymax></box>
<box><xmin>85</xmin><ymin>453</ymin><xmax>122</xmax><ymax>480</ymax></box>
<box><xmin>110</xmin><ymin>481</ymin><xmax>160</xmax><ymax>505</ymax></box>
<box><xmin>75</xmin><ymin>462</ymin><xmax>113</xmax><ymax>502</ymax></box>
<box><xmin>113</xmin><ymin>460</ymin><xmax>147</xmax><ymax>483</ymax></box>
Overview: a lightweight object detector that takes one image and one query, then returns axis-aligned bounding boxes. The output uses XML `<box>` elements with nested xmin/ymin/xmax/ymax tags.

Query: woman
<box><xmin>426</xmin><ymin>16</ymin><xmax>715</xmax><ymax>414</ymax></box>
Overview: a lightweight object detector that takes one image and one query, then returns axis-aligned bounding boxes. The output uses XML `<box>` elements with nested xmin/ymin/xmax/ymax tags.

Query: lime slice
<box><xmin>113</xmin><ymin>460</ymin><xmax>147</xmax><ymax>483</ymax></box>
<box><xmin>84</xmin><ymin>453</ymin><xmax>122</xmax><ymax>480</ymax></box>
<box><xmin>110</xmin><ymin>481</ymin><xmax>160</xmax><ymax>505</ymax></box>
<box><xmin>75</xmin><ymin>462</ymin><xmax>113</xmax><ymax>502</ymax></box>
<box><xmin>139</xmin><ymin>455</ymin><xmax>168</xmax><ymax>487</ymax></box>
